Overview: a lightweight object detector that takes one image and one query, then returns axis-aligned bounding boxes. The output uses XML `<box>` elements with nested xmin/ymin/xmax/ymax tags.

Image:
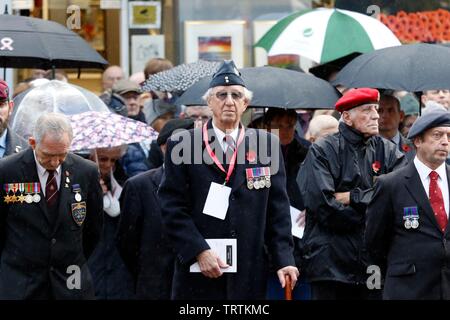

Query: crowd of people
<box><xmin>0</xmin><ymin>55</ymin><xmax>449</xmax><ymax>300</ymax></box>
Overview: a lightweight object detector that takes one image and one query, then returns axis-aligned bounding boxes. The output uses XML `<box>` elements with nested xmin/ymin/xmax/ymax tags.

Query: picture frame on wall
<box><xmin>184</xmin><ymin>20</ymin><xmax>246</xmax><ymax>68</ymax></box>
<box><xmin>253</xmin><ymin>20</ymin><xmax>278</xmax><ymax>67</ymax></box>
<box><xmin>129</xmin><ymin>1</ymin><xmax>162</xmax><ymax>29</ymax></box>
<box><xmin>131</xmin><ymin>35</ymin><xmax>165</xmax><ymax>74</ymax></box>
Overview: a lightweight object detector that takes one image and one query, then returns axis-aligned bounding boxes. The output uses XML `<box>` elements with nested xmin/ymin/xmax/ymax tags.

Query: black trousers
<box><xmin>311</xmin><ymin>281</ymin><xmax>381</xmax><ymax>300</ymax></box>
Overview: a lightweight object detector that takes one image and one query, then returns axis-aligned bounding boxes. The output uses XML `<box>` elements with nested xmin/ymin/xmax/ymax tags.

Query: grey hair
<box><xmin>308</xmin><ymin>115</ymin><xmax>339</xmax><ymax>138</ymax></box>
<box><xmin>202</xmin><ymin>87</ymin><xmax>253</xmax><ymax>103</ymax></box>
<box><xmin>33</xmin><ymin>112</ymin><xmax>73</xmax><ymax>144</ymax></box>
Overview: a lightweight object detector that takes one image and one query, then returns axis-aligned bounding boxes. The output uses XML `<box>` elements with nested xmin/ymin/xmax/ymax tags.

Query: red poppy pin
<box><xmin>372</xmin><ymin>161</ymin><xmax>381</xmax><ymax>174</ymax></box>
<box><xmin>402</xmin><ymin>144</ymin><xmax>411</xmax><ymax>153</ymax></box>
<box><xmin>246</xmin><ymin>150</ymin><xmax>256</xmax><ymax>163</ymax></box>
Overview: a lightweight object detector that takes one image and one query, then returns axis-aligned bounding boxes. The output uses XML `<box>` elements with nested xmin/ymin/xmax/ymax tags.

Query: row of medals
<box><xmin>4</xmin><ymin>192</ymin><xmax>41</xmax><ymax>204</ymax></box>
<box><xmin>404</xmin><ymin>217</ymin><xmax>419</xmax><ymax>229</ymax></box>
<box><xmin>247</xmin><ymin>176</ymin><xmax>271</xmax><ymax>189</ymax></box>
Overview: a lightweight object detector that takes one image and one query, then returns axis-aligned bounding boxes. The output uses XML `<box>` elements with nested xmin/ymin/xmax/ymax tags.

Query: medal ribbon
<box><xmin>203</xmin><ymin>122</ymin><xmax>245</xmax><ymax>185</ymax></box>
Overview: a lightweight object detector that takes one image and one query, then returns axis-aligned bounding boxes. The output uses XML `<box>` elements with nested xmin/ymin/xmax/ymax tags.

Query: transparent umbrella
<box><xmin>11</xmin><ymin>80</ymin><xmax>110</xmax><ymax>139</ymax></box>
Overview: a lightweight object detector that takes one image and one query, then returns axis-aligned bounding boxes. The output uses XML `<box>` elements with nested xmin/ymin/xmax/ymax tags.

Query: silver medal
<box><xmin>33</xmin><ymin>193</ymin><xmax>41</xmax><ymax>203</ymax></box>
<box><xmin>75</xmin><ymin>192</ymin><xmax>82</xmax><ymax>202</ymax></box>
<box><xmin>25</xmin><ymin>194</ymin><xmax>33</xmax><ymax>204</ymax></box>
<box><xmin>411</xmin><ymin>218</ymin><xmax>419</xmax><ymax>229</ymax></box>
<box><xmin>404</xmin><ymin>219</ymin><xmax>412</xmax><ymax>229</ymax></box>
<box><xmin>247</xmin><ymin>179</ymin><xmax>254</xmax><ymax>190</ymax></box>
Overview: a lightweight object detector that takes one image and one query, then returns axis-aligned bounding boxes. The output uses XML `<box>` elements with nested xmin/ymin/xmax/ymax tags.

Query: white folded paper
<box><xmin>290</xmin><ymin>206</ymin><xmax>305</xmax><ymax>239</ymax></box>
<box><xmin>190</xmin><ymin>238</ymin><xmax>237</xmax><ymax>273</ymax></box>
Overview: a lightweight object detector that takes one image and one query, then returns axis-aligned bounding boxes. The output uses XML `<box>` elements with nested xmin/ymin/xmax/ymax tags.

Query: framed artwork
<box><xmin>253</xmin><ymin>20</ymin><xmax>278</xmax><ymax>67</ymax></box>
<box><xmin>131</xmin><ymin>35</ymin><xmax>165</xmax><ymax>74</ymax></box>
<box><xmin>129</xmin><ymin>1</ymin><xmax>162</xmax><ymax>29</ymax></box>
<box><xmin>74</xmin><ymin>6</ymin><xmax>105</xmax><ymax>52</ymax></box>
<box><xmin>184</xmin><ymin>20</ymin><xmax>246</xmax><ymax>68</ymax></box>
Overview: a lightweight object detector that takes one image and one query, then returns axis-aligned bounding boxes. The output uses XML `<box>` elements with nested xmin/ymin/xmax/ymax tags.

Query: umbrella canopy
<box><xmin>176</xmin><ymin>66</ymin><xmax>340</xmax><ymax>109</ymax></box>
<box><xmin>333</xmin><ymin>43</ymin><xmax>450</xmax><ymax>91</ymax></box>
<box><xmin>141</xmin><ymin>60</ymin><xmax>221</xmax><ymax>93</ymax></box>
<box><xmin>255</xmin><ymin>8</ymin><xmax>401</xmax><ymax>64</ymax></box>
<box><xmin>0</xmin><ymin>14</ymin><xmax>107</xmax><ymax>69</ymax></box>
<box><xmin>11</xmin><ymin>80</ymin><xmax>110</xmax><ymax>139</ymax></box>
<box><xmin>68</xmin><ymin>111</ymin><xmax>158</xmax><ymax>151</ymax></box>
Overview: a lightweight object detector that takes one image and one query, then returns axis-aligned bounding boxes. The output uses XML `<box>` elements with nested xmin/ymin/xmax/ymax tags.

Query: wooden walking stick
<box><xmin>284</xmin><ymin>274</ymin><xmax>292</xmax><ymax>300</ymax></box>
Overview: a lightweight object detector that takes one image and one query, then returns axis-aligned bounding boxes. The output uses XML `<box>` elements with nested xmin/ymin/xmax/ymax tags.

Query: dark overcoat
<box><xmin>158</xmin><ymin>120</ymin><xmax>295</xmax><ymax>300</ymax></box>
<box><xmin>117</xmin><ymin>166</ymin><xmax>175</xmax><ymax>299</ymax></box>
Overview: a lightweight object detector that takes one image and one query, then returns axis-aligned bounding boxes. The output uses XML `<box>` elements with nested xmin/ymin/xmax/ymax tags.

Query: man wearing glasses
<box><xmin>0</xmin><ymin>80</ymin><xmax>27</xmax><ymax>159</ymax></box>
<box><xmin>159</xmin><ymin>60</ymin><xmax>298</xmax><ymax>300</ymax></box>
<box><xmin>366</xmin><ymin>111</ymin><xmax>450</xmax><ymax>300</ymax></box>
<box><xmin>298</xmin><ymin>88</ymin><xmax>406</xmax><ymax>299</ymax></box>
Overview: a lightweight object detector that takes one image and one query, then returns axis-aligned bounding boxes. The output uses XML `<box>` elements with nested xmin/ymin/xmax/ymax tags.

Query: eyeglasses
<box><xmin>214</xmin><ymin>91</ymin><xmax>244</xmax><ymax>101</ymax></box>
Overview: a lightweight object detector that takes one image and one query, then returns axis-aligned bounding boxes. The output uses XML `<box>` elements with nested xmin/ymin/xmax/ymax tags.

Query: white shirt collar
<box><xmin>414</xmin><ymin>156</ymin><xmax>447</xmax><ymax>182</ymax></box>
<box><xmin>211</xmin><ymin>121</ymin><xmax>239</xmax><ymax>146</ymax></box>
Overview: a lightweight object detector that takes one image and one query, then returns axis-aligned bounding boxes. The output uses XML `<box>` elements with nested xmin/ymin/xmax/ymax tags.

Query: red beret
<box><xmin>0</xmin><ymin>80</ymin><xmax>9</xmax><ymax>101</ymax></box>
<box><xmin>335</xmin><ymin>88</ymin><xmax>379</xmax><ymax>112</ymax></box>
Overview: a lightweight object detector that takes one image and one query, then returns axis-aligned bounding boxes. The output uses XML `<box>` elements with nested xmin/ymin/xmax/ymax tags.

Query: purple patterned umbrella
<box><xmin>68</xmin><ymin>111</ymin><xmax>158</xmax><ymax>151</ymax></box>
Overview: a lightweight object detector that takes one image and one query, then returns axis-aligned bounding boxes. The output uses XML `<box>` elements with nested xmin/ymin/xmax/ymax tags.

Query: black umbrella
<box><xmin>176</xmin><ymin>66</ymin><xmax>340</xmax><ymax>109</ymax></box>
<box><xmin>333</xmin><ymin>43</ymin><xmax>450</xmax><ymax>91</ymax></box>
<box><xmin>0</xmin><ymin>14</ymin><xmax>107</xmax><ymax>70</ymax></box>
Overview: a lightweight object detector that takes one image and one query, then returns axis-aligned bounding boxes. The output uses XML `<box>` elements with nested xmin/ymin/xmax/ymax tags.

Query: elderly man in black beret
<box><xmin>158</xmin><ymin>60</ymin><xmax>298</xmax><ymax>300</ymax></box>
<box><xmin>366</xmin><ymin>111</ymin><xmax>450</xmax><ymax>300</ymax></box>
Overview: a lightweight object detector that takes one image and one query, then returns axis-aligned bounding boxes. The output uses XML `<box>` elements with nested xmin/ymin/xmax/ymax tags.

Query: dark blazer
<box><xmin>0</xmin><ymin>148</ymin><xmax>103</xmax><ymax>299</ymax></box>
<box><xmin>158</xmin><ymin>121</ymin><xmax>295</xmax><ymax>300</ymax></box>
<box><xmin>117</xmin><ymin>166</ymin><xmax>175</xmax><ymax>299</ymax></box>
<box><xmin>366</xmin><ymin>161</ymin><xmax>450</xmax><ymax>300</ymax></box>
<box><xmin>3</xmin><ymin>127</ymin><xmax>27</xmax><ymax>157</ymax></box>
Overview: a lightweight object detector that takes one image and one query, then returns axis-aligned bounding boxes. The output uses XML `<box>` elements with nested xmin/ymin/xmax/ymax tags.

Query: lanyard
<box><xmin>203</xmin><ymin>122</ymin><xmax>245</xmax><ymax>185</ymax></box>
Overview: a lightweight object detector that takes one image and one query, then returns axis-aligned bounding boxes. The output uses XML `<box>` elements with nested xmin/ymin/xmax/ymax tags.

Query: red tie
<box><xmin>46</xmin><ymin>170</ymin><xmax>59</xmax><ymax>208</ymax></box>
<box><xmin>429</xmin><ymin>171</ymin><xmax>448</xmax><ymax>233</ymax></box>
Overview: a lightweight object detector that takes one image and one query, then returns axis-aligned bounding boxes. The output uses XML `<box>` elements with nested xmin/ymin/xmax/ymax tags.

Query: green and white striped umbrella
<box><xmin>255</xmin><ymin>8</ymin><xmax>401</xmax><ymax>64</ymax></box>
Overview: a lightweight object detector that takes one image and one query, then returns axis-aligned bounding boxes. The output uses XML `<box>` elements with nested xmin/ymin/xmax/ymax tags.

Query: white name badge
<box><xmin>202</xmin><ymin>182</ymin><xmax>232</xmax><ymax>220</ymax></box>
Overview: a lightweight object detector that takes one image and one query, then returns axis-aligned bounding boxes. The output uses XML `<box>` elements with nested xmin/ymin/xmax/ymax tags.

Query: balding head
<box><xmin>102</xmin><ymin>65</ymin><xmax>125</xmax><ymax>91</ymax></box>
<box><xmin>307</xmin><ymin>115</ymin><xmax>339</xmax><ymax>142</ymax></box>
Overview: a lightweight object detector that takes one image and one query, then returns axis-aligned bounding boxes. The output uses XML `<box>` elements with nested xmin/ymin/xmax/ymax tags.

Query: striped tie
<box><xmin>224</xmin><ymin>134</ymin><xmax>235</xmax><ymax>164</ymax></box>
<box><xmin>45</xmin><ymin>170</ymin><xmax>59</xmax><ymax>208</ymax></box>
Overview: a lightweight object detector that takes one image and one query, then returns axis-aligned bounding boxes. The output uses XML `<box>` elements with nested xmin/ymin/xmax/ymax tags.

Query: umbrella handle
<box><xmin>93</xmin><ymin>149</ymin><xmax>101</xmax><ymax>176</ymax></box>
<box><xmin>284</xmin><ymin>274</ymin><xmax>292</xmax><ymax>300</ymax></box>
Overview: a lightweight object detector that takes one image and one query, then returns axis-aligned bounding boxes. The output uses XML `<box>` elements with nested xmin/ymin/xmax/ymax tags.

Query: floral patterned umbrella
<box><xmin>68</xmin><ymin>111</ymin><xmax>158</xmax><ymax>151</ymax></box>
<box><xmin>141</xmin><ymin>60</ymin><xmax>221</xmax><ymax>93</ymax></box>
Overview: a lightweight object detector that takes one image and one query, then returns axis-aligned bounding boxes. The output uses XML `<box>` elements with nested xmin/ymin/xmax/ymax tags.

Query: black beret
<box><xmin>157</xmin><ymin>118</ymin><xmax>195</xmax><ymax>146</ymax></box>
<box><xmin>407</xmin><ymin>110</ymin><xmax>450</xmax><ymax>139</ymax></box>
<box><xmin>209</xmin><ymin>60</ymin><xmax>245</xmax><ymax>88</ymax></box>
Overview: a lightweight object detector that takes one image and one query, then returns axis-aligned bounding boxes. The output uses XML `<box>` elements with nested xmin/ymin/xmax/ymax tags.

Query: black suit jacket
<box><xmin>3</xmin><ymin>127</ymin><xmax>27</xmax><ymax>157</ymax></box>
<box><xmin>117</xmin><ymin>166</ymin><xmax>175</xmax><ymax>299</ymax></box>
<box><xmin>366</xmin><ymin>161</ymin><xmax>450</xmax><ymax>300</ymax></box>
<box><xmin>158</xmin><ymin>121</ymin><xmax>295</xmax><ymax>300</ymax></box>
<box><xmin>0</xmin><ymin>148</ymin><xmax>103</xmax><ymax>299</ymax></box>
